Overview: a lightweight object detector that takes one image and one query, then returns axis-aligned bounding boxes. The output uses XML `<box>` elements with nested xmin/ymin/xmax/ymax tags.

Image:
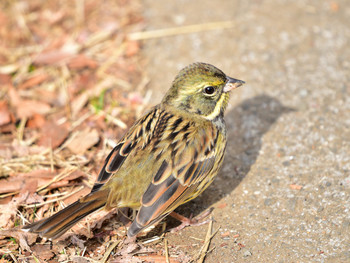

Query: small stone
<box><xmin>264</xmin><ymin>198</ymin><xmax>272</xmax><ymax>206</ymax></box>
<box><xmin>317</xmin><ymin>206</ymin><xmax>324</xmax><ymax>212</ymax></box>
<box><xmin>243</xmin><ymin>249</ymin><xmax>252</xmax><ymax>257</ymax></box>
<box><xmin>282</xmin><ymin>161</ymin><xmax>290</xmax><ymax>166</ymax></box>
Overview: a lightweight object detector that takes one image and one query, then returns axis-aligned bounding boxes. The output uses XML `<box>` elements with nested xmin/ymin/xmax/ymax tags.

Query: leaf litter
<box><xmin>0</xmin><ymin>0</ymin><xmax>208</xmax><ymax>262</ymax></box>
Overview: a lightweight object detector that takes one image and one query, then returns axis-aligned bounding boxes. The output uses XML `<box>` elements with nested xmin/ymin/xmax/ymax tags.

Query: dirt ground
<box><xmin>141</xmin><ymin>0</ymin><xmax>350</xmax><ymax>262</ymax></box>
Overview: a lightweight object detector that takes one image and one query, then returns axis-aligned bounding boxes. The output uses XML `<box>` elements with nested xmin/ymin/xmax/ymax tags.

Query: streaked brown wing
<box><xmin>128</xmin><ymin>130</ymin><xmax>218</xmax><ymax>237</ymax></box>
<box><xmin>90</xmin><ymin>106</ymin><xmax>161</xmax><ymax>193</ymax></box>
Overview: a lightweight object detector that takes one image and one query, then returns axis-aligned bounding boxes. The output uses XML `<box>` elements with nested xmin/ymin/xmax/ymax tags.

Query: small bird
<box><xmin>23</xmin><ymin>62</ymin><xmax>244</xmax><ymax>239</ymax></box>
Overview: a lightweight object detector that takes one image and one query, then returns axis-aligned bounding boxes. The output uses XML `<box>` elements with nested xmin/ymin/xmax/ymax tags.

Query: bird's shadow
<box><xmin>171</xmin><ymin>94</ymin><xmax>294</xmax><ymax>220</ymax></box>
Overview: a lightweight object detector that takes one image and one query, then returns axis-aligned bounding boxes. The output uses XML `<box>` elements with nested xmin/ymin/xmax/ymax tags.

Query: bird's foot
<box><xmin>169</xmin><ymin>207</ymin><xmax>214</xmax><ymax>233</ymax></box>
<box><xmin>119</xmin><ymin>235</ymin><xmax>138</xmax><ymax>254</ymax></box>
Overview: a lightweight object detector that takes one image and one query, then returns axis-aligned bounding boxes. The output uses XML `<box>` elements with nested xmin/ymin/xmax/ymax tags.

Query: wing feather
<box><xmin>91</xmin><ymin>106</ymin><xmax>161</xmax><ymax>193</ymax></box>
<box><xmin>128</xmin><ymin>120</ymin><xmax>221</xmax><ymax>237</ymax></box>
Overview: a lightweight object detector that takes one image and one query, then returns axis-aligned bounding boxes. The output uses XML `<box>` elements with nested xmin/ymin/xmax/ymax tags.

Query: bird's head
<box><xmin>163</xmin><ymin>62</ymin><xmax>245</xmax><ymax>120</ymax></box>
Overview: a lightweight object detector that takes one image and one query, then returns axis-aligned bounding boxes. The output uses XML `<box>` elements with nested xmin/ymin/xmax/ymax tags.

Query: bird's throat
<box><xmin>204</xmin><ymin>92</ymin><xmax>229</xmax><ymax>120</ymax></box>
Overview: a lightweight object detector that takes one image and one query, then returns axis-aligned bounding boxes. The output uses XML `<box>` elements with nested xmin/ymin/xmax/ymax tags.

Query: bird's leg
<box><xmin>124</xmin><ymin>235</ymin><xmax>137</xmax><ymax>244</ymax></box>
<box><xmin>169</xmin><ymin>207</ymin><xmax>214</xmax><ymax>232</ymax></box>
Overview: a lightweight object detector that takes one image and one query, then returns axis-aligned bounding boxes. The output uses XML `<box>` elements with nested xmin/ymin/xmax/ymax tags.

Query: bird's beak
<box><xmin>223</xmin><ymin>76</ymin><xmax>245</xmax><ymax>92</ymax></box>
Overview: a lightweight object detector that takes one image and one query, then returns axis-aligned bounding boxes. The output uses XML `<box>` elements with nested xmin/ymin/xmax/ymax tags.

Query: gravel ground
<box><xmin>140</xmin><ymin>0</ymin><xmax>350</xmax><ymax>262</ymax></box>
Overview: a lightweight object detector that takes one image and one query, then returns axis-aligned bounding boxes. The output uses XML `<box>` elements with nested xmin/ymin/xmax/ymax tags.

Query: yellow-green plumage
<box><xmin>23</xmin><ymin>62</ymin><xmax>244</xmax><ymax>239</ymax></box>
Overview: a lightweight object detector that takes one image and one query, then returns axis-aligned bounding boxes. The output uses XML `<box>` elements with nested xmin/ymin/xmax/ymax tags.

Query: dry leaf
<box><xmin>37</xmin><ymin>120</ymin><xmax>69</xmax><ymax>149</ymax></box>
<box><xmin>68</xmin><ymin>54</ymin><xmax>98</xmax><ymax>69</ymax></box>
<box><xmin>71</xmin><ymin>92</ymin><xmax>89</xmax><ymax>117</ymax></box>
<box><xmin>63</xmin><ymin>186</ymin><xmax>90</xmax><ymax>205</ymax></box>
<box><xmin>32</xmin><ymin>244</ymin><xmax>55</xmax><ymax>260</ymax></box>
<box><xmin>34</xmin><ymin>50</ymin><xmax>74</xmax><ymax>65</ymax></box>
<box><xmin>0</xmin><ymin>100</ymin><xmax>11</xmax><ymax>126</ymax></box>
<box><xmin>18</xmin><ymin>73</ymin><xmax>49</xmax><ymax>89</ymax></box>
<box><xmin>16</xmin><ymin>100</ymin><xmax>51</xmax><ymax>119</ymax></box>
<box><xmin>0</xmin><ymin>228</ymin><xmax>37</xmax><ymax>251</ymax></box>
<box><xmin>0</xmin><ymin>193</ymin><xmax>29</xmax><ymax>228</ymax></box>
<box><xmin>20</xmin><ymin>179</ymin><xmax>39</xmax><ymax>194</ymax></box>
<box><xmin>27</xmin><ymin>113</ymin><xmax>46</xmax><ymax>128</ymax></box>
<box><xmin>0</xmin><ymin>73</ymin><xmax>11</xmax><ymax>85</ymax></box>
<box><xmin>66</xmin><ymin>128</ymin><xmax>99</xmax><ymax>154</ymax></box>
<box><xmin>0</xmin><ymin>122</ymin><xmax>15</xmax><ymax>133</ymax></box>
<box><xmin>0</xmin><ymin>169</ymin><xmax>87</xmax><ymax>195</ymax></box>
<box><xmin>8</xmin><ymin>87</ymin><xmax>21</xmax><ymax>105</ymax></box>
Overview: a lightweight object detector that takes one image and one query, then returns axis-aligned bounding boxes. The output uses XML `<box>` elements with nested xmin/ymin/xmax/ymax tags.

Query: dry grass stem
<box><xmin>196</xmin><ymin>219</ymin><xmax>218</xmax><ymax>263</ymax></box>
<box><xmin>22</xmin><ymin>185</ymin><xmax>85</xmax><ymax>208</ymax></box>
<box><xmin>99</xmin><ymin>240</ymin><xmax>121</xmax><ymax>263</ymax></box>
<box><xmin>164</xmin><ymin>238</ymin><xmax>170</xmax><ymax>263</ymax></box>
<box><xmin>128</xmin><ymin>21</ymin><xmax>236</xmax><ymax>40</ymax></box>
<box><xmin>142</xmin><ymin>235</ymin><xmax>161</xmax><ymax>245</ymax></box>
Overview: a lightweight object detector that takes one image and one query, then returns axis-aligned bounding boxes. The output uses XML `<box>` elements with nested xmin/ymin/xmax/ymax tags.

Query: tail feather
<box><xmin>23</xmin><ymin>196</ymin><xmax>106</xmax><ymax>239</ymax></box>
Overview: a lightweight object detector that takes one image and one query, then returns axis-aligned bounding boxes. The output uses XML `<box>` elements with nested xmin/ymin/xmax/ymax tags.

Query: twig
<box><xmin>142</xmin><ymin>235</ymin><xmax>161</xmax><ymax>244</ymax></box>
<box><xmin>36</xmin><ymin>168</ymin><xmax>78</xmax><ymax>192</ymax></box>
<box><xmin>164</xmin><ymin>238</ymin><xmax>170</xmax><ymax>263</ymax></box>
<box><xmin>99</xmin><ymin>240</ymin><xmax>121</xmax><ymax>263</ymax></box>
<box><xmin>128</xmin><ymin>21</ymin><xmax>236</xmax><ymax>41</ymax></box>
<box><xmin>17</xmin><ymin>117</ymin><xmax>27</xmax><ymax>143</ymax></box>
<box><xmin>22</xmin><ymin>185</ymin><xmax>85</xmax><ymax>208</ymax></box>
<box><xmin>9</xmin><ymin>252</ymin><xmax>18</xmax><ymax>263</ymax></box>
<box><xmin>50</xmin><ymin>146</ymin><xmax>54</xmax><ymax>172</ymax></box>
<box><xmin>196</xmin><ymin>218</ymin><xmax>219</xmax><ymax>263</ymax></box>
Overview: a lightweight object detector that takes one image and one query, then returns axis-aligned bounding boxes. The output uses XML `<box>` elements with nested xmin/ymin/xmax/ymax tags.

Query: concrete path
<box><xmin>141</xmin><ymin>1</ymin><xmax>350</xmax><ymax>262</ymax></box>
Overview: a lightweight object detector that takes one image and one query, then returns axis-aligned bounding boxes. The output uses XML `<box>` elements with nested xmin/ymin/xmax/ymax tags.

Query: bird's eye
<box><xmin>203</xmin><ymin>86</ymin><xmax>215</xmax><ymax>95</ymax></box>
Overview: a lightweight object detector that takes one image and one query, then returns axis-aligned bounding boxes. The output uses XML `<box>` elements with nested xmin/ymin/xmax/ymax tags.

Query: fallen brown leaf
<box><xmin>16</xmin><ymin>99</ymin><xmax>51</xmax><ymax>119</ymax></box>
<box><xmin>0</xmin><ymin>170</ymin><xmax>53</xmax><ymax>194</ymax></box>
<box><xmin>0</xmin><ymin>73</ymin><xmax>11</xmax><ymax>85</ymax></box>
<box><xmin>34</xmin><ymin>50</ymin><xmax>74</xmax><ymax>65</ymax></box>
<box><xmin>0</xmin><ymin>122</ymin><xmax>15</xmax><ymax>133</ymax></box>
<box><xmin>68</xmin><ymin>54</ymin><xmax>98</xmax><ymax>69</ymax></box>
<box><xmin>18</xmin><ymin>73</ymin><xmax>49</xmax><ymax>90</ymax></box>
<box><xmin>31</xmin><ymin>244</ymin><xmax>55</xmax><ymax>260</ymax></box>
<box><xmin>26</xmin><ymin>113</ymin><xmax>46</xmax><ymax>128</ymax></box>
<box><xmin>62</xmin><ymin>185</ymin><xmax>91</xmax><ymax>205</ymax></box>
<box><xmin>71</xmin><ymin>92</ymin><xmax>89</xmax><ymax>117</ymax></box>
<box><xmin>0</xmin><ymin>101</ymin><xmax>11</xmax><ymax>126</ymax></box>
<box><xmin>8</xmin><ymin>87</ymin><xmax>21</xmax><ymax>105</ymax></box>
<box><xmin>37</xmin><ymin>120</ymin><xmax>69</xmax><ymax>149</ymax></box>
<box><xmin>0</xmin><ymin>169</ymin><xmax>87</xmax><ymax>195</ymax></box>
<box><xmin>0</xmin><ymin>193</ymin><xmax>29</xmax><ymax>228</ymax></box>
<box><xmin>66</xmin><ymin>128</ymin><xmax>100</xmax><ymax>154</ymax></box>
<box><xmin>0</xmin><ymin>228</ymin><xmax>37</xmax><ymax>252</ymax></box>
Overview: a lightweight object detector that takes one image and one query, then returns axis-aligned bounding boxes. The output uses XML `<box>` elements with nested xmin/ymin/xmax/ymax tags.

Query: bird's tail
<box><xmin>23</xmin><ymin>191</ymin><xmax>108</xmax><ymax>239</ymax></box>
